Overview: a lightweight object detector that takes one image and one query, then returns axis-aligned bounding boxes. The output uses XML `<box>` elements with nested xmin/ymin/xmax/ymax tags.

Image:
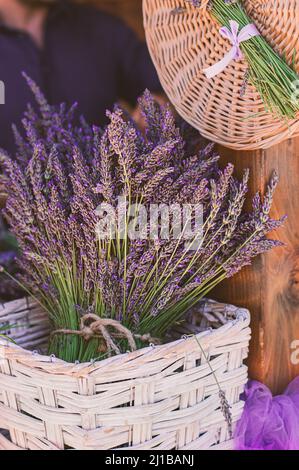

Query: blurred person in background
<box><xmin>0</xmin><ymin>0</ymin><xmax>163</xmax><ymax>154</ymax></box>
<box><xmin>0</xmin><ymin>0</ymin><xmax>163</xmax><ymax>301</ymax></box>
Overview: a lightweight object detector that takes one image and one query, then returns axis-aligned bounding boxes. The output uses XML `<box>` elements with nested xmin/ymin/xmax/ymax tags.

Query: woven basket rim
<box><xmin>0</xmin><ymin>298</ymin><xmax>250</xmax><ymax>375</ymax></box>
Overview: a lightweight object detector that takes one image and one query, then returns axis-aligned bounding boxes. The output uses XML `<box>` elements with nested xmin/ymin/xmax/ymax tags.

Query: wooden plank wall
<box><xmin>215</xmin><ymin>141</ymin><xmax>299</xmax><ymax>394</ymax></box>
<box><xmin>82</xmin><ymin>0</ymin><xmax>299</xmax><ymax>393</ymax></box>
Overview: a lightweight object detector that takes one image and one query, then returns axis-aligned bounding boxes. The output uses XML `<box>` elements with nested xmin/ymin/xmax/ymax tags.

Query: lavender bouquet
<box><xmin>1</xmin><ymin>78</ymin><xmax>284</xmax><ymax>362</ymax></box>
<box><xmin>186</xmin><ymin>0</ymin><xmax>299</xmax><ymax>118</ymax></box>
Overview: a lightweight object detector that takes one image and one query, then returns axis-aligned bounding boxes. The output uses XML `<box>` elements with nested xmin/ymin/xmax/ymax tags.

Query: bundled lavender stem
<box><xmin>186</xmin><ymin>0</ymin><xmax>299</xmax><ymax>118</ymax></box>
<box><xmin>1</xmin><ymin>79</ymin><xmax>285</xmax><ymax>362</ymax></box>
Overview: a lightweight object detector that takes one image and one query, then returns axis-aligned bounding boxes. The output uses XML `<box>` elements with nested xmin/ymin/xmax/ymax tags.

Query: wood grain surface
<box><xmin>214</xmin><ymin>139</ymin><xmax>299</xmax><ymax>394</ymax></box>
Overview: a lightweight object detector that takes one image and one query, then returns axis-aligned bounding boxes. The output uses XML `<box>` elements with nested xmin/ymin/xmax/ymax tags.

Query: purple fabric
<box><xmin>235</xmin><ymin>378</ymin><xmax>299</xmax><ymax>450</ymax></box>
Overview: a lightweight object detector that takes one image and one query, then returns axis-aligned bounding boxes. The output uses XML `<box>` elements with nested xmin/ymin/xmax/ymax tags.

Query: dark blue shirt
<box><xmin>0</xmin><ymin>1</ymin><xmax>161</xmax><ymax>154</ymax></box>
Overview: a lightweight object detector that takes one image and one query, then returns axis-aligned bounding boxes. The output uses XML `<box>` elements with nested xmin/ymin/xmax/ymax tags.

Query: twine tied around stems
<box><xmin>51</xmin><ymin>314</ymin><xmax>161</xmax><ymax>357</ymax></box>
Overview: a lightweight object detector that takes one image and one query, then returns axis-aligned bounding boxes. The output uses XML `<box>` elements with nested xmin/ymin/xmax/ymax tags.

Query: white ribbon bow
<box><xmin>204</xmin><ymin>20</ymin><xmax>260</xmax><ymax>79</ymax></box>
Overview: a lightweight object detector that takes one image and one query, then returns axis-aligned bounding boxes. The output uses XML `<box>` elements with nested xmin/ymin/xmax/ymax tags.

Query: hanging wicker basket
<box><xmin>143</xmin><ymin>0</ymin><xmax>299</xmax><ymax>150</ymax></box>
<box><xmin>0</xmin><ymin>297</ymin><xmax>250</xmax><ymax>450</ymax></box>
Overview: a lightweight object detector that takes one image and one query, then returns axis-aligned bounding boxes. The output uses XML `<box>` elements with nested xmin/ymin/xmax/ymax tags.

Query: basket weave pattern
<box><xmin>143</xmin><ymin>0</ymin><xmax>299</xmax><ymax>150</ymax></box>
<box><xmin>0</xmin><ymin>298</ymin><xmax>250</xmax><ymax>450</ymax></box>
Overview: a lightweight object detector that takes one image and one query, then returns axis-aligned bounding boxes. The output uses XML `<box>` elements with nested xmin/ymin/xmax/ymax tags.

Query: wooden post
<box><xmin>213</xmin><ymin>138</ymin><xmax>299</xmax><ymax>394</ymax></box>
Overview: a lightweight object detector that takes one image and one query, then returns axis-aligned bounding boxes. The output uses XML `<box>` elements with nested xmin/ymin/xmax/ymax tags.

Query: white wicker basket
<box><xmin>0</xmin><ymin>298</ymin><xmax>250</xmax><ymax>450</ymax></box>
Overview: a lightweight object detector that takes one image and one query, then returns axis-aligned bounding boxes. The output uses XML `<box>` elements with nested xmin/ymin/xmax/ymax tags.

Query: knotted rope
<box><xmin>51</xmin><ymin>314</ymin><xmax>160</xmax><ymax>356</ymax></box>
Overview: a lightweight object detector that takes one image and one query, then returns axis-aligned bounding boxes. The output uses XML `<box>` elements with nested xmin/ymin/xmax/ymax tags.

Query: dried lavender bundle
<box><xmin>186</xmin><ymin>0</ymin><xmax>299</xmax><ymax>118</ymax></box>
<box><xmin>1</xmin><ymin>82</ymin><xmax>285</xmax><ymax>362</ymax></box>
